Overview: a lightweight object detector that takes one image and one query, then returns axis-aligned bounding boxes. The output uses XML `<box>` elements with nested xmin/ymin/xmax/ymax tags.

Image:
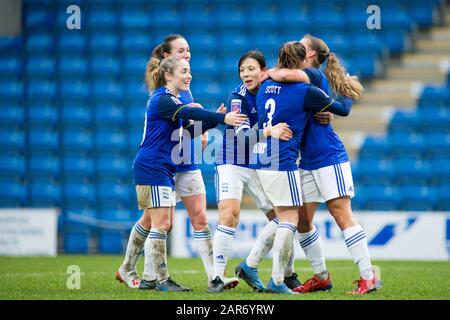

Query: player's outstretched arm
<box><xmin>304</xmin><ymin>86</ymin><xmax>353</xmax><ymax>117</ymax></box>
<box><xmin>268</xmin><ymin>68</ymin><xmax>310</xmax><ymax>83</ymax></box>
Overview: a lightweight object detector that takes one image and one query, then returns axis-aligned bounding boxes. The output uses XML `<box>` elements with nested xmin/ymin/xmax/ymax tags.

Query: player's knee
<box><xmin>219</xmin><ymin>210</ymin><xmax>238</xmax><ymax>228</ymax></box>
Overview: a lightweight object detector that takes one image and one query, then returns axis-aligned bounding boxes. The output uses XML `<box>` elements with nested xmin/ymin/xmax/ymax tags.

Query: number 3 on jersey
<box><xmin>263</xmin><ymin>98</ymin><xmax>276</xmax><ymax>128</ymax></box>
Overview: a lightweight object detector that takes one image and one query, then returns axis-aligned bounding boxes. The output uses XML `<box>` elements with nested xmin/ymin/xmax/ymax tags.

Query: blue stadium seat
<box><xmin>26</xmin><ymin>33</ymin><xmax>53</xmax><ymax>52</ymax></box>
<box><xmin>89</xmin><ymin>32</ymin><xmax>119</xmax><ymax>53</ymax></box>
<box><xmin>380</xmin><ymin>28</ymin><xmax>411</xmax><ymax>53</ymax></box>
<box><xmin>26</xmin><ymin>56</ymin><xmax>55</xmax><ymax>76</ymax></box>
<box><xmin>95</xmin><ymin>128</ymin><xmax>127</xmax><ymax>151</ymax></box>
<box><xmin>0</xmin><ymin>128</ymin><xmax>25</xmax><ymax>150</ymax></box>
<box><xmin>123</xmin><ymin>80</ymin><xmax>147</xmax><ymax>100</ymax></box>
<box><xmin>28</xmin><ymin>100</ymin><xmax>58</xmax><ymax>126</ymax></box>
<box><xmin>119</xmin><ymin>10</ymin><xmax>152</xmax><ymax>29</ymax></box>
<box><xmin>62</xmin><ymin>128</ymin><xmax>93</xmax><ymax>151</ymax></box>
<box><xmin>392</xmin><ymin>159</ymin><xmax>432</xmax><ymax>185</ymax></box>
<box><xmin>409</xmin><ymin>2</ymin><xmax>438</xmax><ymax>27</ymax></box>
<box><xmin>85</xmin><ymin>10</ymin><xmax>117</xmax><ymax>29</ymax></box>
<box><xmin>97</xmin><ymin>155</ymin><xmax>130</xmax><ymax>178</ymax></box>
<box><xmin>27</xmin><ymin>80</ymin><xmax>57</xmax><ymax>99</ymax></box>
<box><xmin>63</xmin><ymin>156</ymin><xmax>95</xmax><ymax>177</ymax></box>
<box><xmin>248</xmin><ymin>5</ymin><xmax>279</xmax><ymax>27</ymax></box>
<box><xmin>122</xmin><ymin>55</ymin><xmax>149</xmax><ymax>77</ymax></box>
<box><xmin>355</xmin><ymin>159</ymin><xmax>394</xmax><ymax>185</ymax></box>
<box><xmin>98</xmin><ymin>182</ymin><xmax>131</xmax><ymax>204</ymax></box>
<box><xmin>91</xmin><ymin>80</ymin><xmax>123</xmax><ymax>100</ymax></box>
<box><xmin>358</xmin><ymin>136</ymin><xmax>389</xmax><ymax>160</ymax></box>
<box><xmin>417</xmin><ymin>108</ymin><xmax>450</xmax><ymax>133</ymax></box>
<box><xmin>0</xmin><ymin>36</ymin><xmax>23</xmax><ymax>53</ymax></box>
<box><xmin>93</xmin><ymin>102</ymin><xmax>125</xmax><ymax>125</ymax></box>
<box><xmin>64</xmin><ymin>182</ymin><xmax>96</xmax><ymax>204</ymax></box>
<box><xmin>0</xmin><ymin>80</ymin><xmax>24</xmax><ymax>100</ymax></box>
<box><xmin>30</xmin><ymin>181</ymin><xmax>61</xmax><ymax>207</ymax></box>
<box><xmin>127</xmin><ymin>103</ymin><xmax>146</xmax><ymax>124</ymax></box>
<box><xmin>0</xmin><ymin>181</ymin><xmax>27</xmax><ymax>206</ymax></box>
<box><xmin>419</xmin><ymin>86</ymin><xmax>449</xmax><ymax>109</ymax></box>
<box><xmin>181</xmin><ymin>5</ymin><xmax>215</xmax><ymax>29</ymax></box>
<box><xmin>152</xmin><ymin>4</ymin><xmax>181</xmax><ymax>28</ymax></box>
<box><xmin>424</xmin><ymin>133</ymin><xmax>450</xmax><ymax>158</ymax></box>
<box><xmin>278</xmin><ymin>4</ymin><xmax>311</xmax><ymax>29</ymax></box>
<box><xmin>399</xmin><ymin>185</ymin><xmax>439</xmax><ymax>211</ymax></box>
<box><xmin>431</xmin><ymin>159</ymin><xmax>450</xmax><ymax>185</ymax></box>
<box><xmin>0</xmin><ymin>56</ymin><xmax>21</xmax><ymax>76</ymax></box>
<box><xmin>358</xmin><ymin>185</ymin><xmax>401</xmax><ymax>210</ymax></box>
<box><xmin>389</xmin><ymin>111</ymin><xmax>419</xmax><ymax>134</ymax></box>
<box><xmin>99</xmin><ymin>209</ymin><xmax>133</xmax><ymax>222</ymax></box>
<box><xmin>214</xmin><ymin>5</ymin><xmax>247</xmax><ymax>29</ymax></box>
<box><xmin>98</xmin><ymin>231</ymin><xmax>124</xmax><ymax>254</ymax></box>
<box><xmin>382</xmin><ymin>9</ymin><xmax>413</xmax><ymax>32</ymax></box>
<box><xmin>388</xmin><ymin>133</ymin><xmax>425</xmax><ymax>158</ymax></box>
<box><xmin>29</xmin><ymin>155</ymin><xmax>60</xmax><ymax>176</ymax></box>
<box><xmin>57</xmin><ymin>32</ymin><xmax>87</xmax><ymax>52</ymax></box>
<box><xmin>28</xmin><ymin>127</ymin><xmax>59</xmax><ymax>151</ymax></box>
<box><xmin>0</xmin><ymin>102</ymin><xmax>25</xmax><ymax>126</ymax></box>
<box><xmin>437</xmin><ymin>185</ymin><xmax>450</xmax><ymax>211</ymax></box>
<box><xmin>59</xmin><ymin>80</ymin><xmax>90</xmax><ymax>100</ymax></box>
<box><xmin>120</xmin><ymin>33</ymin><xmax>153</xmax><ymax>52</ymax></box>
<box><xmin>60</xmin><ymin>103</ymin><xmax>92</xmax><ymax>125</ymax></box>
<box><xmin>90</xmin><ymin>56</ymin><xmax>121</xmax><ymax>75</ymax></box>
<box><xmin>58</xmin><ymin>56</ymin><xmax>88</xmax><ymax>77</ymax></box>
<box><xmin>64</xmin><ymin>231</ymin><xmax>90</xmax><ymax>254</ymax></box>
<box><xmin>0</xmin><ymin>155</ymin><xmax>26</xmax><ymax>176</ymax></box>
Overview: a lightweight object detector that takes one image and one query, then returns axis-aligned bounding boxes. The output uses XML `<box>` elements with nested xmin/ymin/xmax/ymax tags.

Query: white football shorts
<box><xmin>255</xmin><ymin>169</ymin><xmax>302</xmax><ymax>207</ymax></box>
<box><xmin>136</xmin><ymin>185</ymin><xmax>176</xmax><ymax>209</ymax></box>
<box><xmin>300</xmin><ymin>161</ymin><xmax>355</xmax><ymax>203</ymax></box>
<box><xmin>175</xmin><ymin>169</ymin><xmax>206</xmax><ymax>201</ymax></box>
<box><xmin>215</xmin><ymin>164</ymin><xmax>273</xmax><ymax>213</ymax></box>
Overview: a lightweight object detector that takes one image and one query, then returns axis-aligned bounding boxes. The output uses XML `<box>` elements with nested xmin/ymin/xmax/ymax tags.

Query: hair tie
<box><xmin>326</xmin><ymin>52</ymin><xmax>331</xmax><ymax>58</ymax></box>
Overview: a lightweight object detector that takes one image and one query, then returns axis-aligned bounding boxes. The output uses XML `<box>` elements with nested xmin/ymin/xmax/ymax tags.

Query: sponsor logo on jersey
<box><xmin>251</xmin><ymin>107</ymin><xmax>257</xmax><ymax>113</ymax></box>
<box><xmin>231</xmin><ymin>99</ymin><xmax>241</xmax><ymax>112</ymax></box>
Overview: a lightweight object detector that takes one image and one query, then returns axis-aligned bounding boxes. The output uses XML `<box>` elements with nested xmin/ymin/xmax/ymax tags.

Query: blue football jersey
<box><xmin>251</xmin><ymin>79</ymin><xmax>340</xmax><ymax>171</ymax></box>
<box><xmin>300</xmin><ymin>68</ymin><xmax>349</xmax><ymax>170</ymax></box>
<box><xmin>216</xmin><ymin>83</ymin><xmax>259</xmax><ymax>167</ymax></box>
<box><xmin>133</xmin><ymin>87</ymin><xmax>191</xmax><ymax>188</ymax></box>
<box><xmin>176</xmin><ymin>89</ymin><xmax>199</xmax><ymax>173</ymax></box>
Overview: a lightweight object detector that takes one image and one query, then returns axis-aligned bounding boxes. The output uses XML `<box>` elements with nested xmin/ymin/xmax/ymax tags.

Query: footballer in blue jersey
<box><xmin>210</xmin><ymin>51</ymin><xmax>293</xmax><ymax>293</ymax></box>
<box><xmin>117</xmin><ymin>55</ymin><xmax>247</xmax><ymax>292</ymax></box>
<box><xmin>120</xmin><ymin>35</ymin><xmax>241</xmax><ymax>292</ymax></box>
<box><xmin>266</xmin><ymin>35</ymin><xmax>380</xmax><ymax>295</ymax></box>
<box><xmin>249</xmin><ymin>41</ymin><xmax>354</xmax><ymax>294</ymax></box>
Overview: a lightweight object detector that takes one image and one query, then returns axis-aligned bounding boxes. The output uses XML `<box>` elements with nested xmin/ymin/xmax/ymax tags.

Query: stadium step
<box><xmin>334</xmin><ymin>10</ymin><xmax>450</xmax><ymax>161</ymax></box>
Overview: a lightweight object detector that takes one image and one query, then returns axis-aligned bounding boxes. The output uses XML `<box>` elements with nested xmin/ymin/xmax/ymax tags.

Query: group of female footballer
<box><xmin>115</xmin><ymin>34</ymin><xmax>382</xmax><ymax>295</ymax></box>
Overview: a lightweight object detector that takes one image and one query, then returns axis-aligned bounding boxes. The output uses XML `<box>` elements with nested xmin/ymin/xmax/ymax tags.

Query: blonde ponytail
<box><xmin>325</xmin><ymin>53</ymin><xmax>364</xmax><ymax>101</ymax></box>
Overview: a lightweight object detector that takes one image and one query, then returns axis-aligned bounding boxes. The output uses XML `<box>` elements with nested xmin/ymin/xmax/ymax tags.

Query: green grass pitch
<box><xmin>0</xmin><ymin>256</ymin><xmax>449</xmax><ymax>300</ymax></box>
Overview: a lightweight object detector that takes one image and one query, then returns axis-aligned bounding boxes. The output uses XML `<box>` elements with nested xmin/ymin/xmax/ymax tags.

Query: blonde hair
<box><xmin>278</xmin><ymin>41</ymin><xmax>306</xmax><ymax>70</ymax></box>
<box><xmin>144</xmin><ymin>34</ymin><xmax>186</xmax><ymax>92</ymax></box>
<box><xmin>304</xmin><ymin>34</ymin><xmax>364</xmax><ymax>100</ymax></box>
<box><xmin>144</xmin><ymin>56</ymin><xmax>183</xmax><ymax>92</ymax></box>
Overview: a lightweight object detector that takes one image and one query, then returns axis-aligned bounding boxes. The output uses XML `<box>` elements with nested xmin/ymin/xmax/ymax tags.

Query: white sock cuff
<box><xmin>299</xmin><ymin>225</ymin><xmax>319</xmax><ymax>249</ymax></box>
<box><xmin>149</xmin><ymin>228</ymin><xmax>167</xmax><ymax>240</ymax></box>
<box><xmin>278</xmin><ymin>222</ymin><xmax>296</xmax><ymax>233</ymax></box>
<box><xmin>194</xmin><ymin>226</ymin><xmax>213</xmax><ymax>240</ymax></box>
<box><xmin>216</xmin><ymin>225</ymin><xmax>236</xmax><ymax>238</ymax></box>
<box><xmin>343</xmin><ymin>225</ymin><xmax>366</xmax><ymax>248</ymax></box>
<box><xmin>134</xmin><ymin>222</ymin><xmax>150</xmax><ymax>238</ymax></box>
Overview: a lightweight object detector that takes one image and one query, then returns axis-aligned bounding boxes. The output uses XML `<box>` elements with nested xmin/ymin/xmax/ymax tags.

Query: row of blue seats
<box><xmin>352</xmin><ymin>184</ymin><xmax>450</xmax><ymax>211</ymax></box>
<box><xmin>22</xmin><ymin>1</ymin><xmax>438</xmax><ymax>30</ymax></box>
<box><xmin>352</xmin><ymin>158</ymin><xmax>450</xmax><ymax>185</ymax></box>
<box><xmin>389</xmin><ymin>109</ymin><xmax>450</xmax><ymax>134</ymax></box>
